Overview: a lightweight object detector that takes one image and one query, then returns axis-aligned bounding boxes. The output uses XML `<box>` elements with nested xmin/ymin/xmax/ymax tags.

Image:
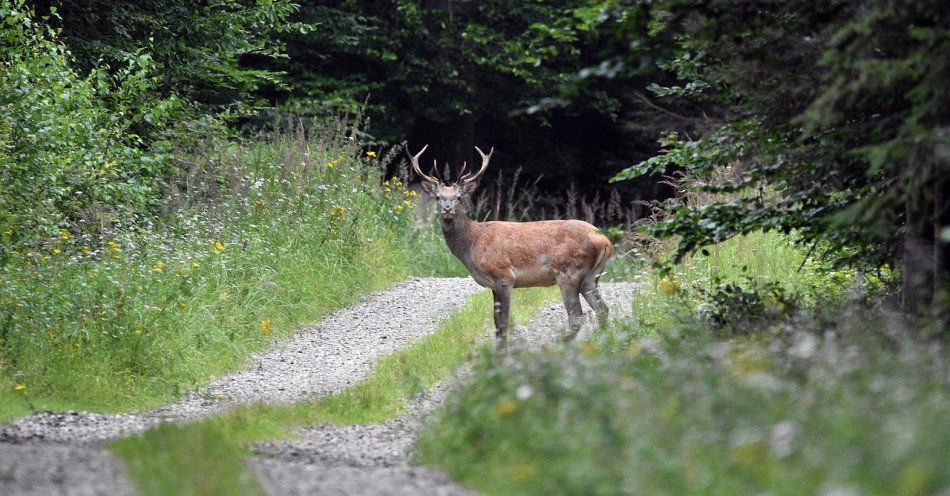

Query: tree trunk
<box><xmin>902</xmin><ymin>192</ymin><xmax>935</xmax><ymax>315</ymax></box>
<box><xmin>934</xmin><ymin>173</ymin><xmax>949</xmax><ymax>327</ymax></box>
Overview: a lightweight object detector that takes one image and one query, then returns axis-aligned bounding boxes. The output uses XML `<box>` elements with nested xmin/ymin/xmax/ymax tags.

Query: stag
<box><xmin>408</xmin><ymin>145</ymin><xmax>613</xmax><ymax>347</ymax></box>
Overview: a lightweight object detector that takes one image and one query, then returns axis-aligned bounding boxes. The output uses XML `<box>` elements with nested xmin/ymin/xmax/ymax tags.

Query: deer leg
<box><xmin>581</xmin><ymin>277</ymin><xmax>609</xmax><ymax>327</ymax></box>
<box><xmin>557</xmin><ymin>276</ymin><xmax>585</xmax><ymax>342</ymax></box>
<box><xmin>492</xmin><ymin>284</ymin><xmax>512</xmax><ymax>349</ymax></box>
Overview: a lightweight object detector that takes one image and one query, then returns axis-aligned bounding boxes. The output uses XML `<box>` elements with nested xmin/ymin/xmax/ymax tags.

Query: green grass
<box><xmin>111</xmin><ymin>286</ymin><xmax>558</xmax><ymax>496</ymax></box>
<box><xmin>415</xmin><ymin>230</ymin><xmax>949</xmax><ymax>496</ymax></box>
<box><xmin>623</xmin><ymin>230</ymin><xmax>854</xmax><ymax>332</ymax></box>
<box><xmin>0</xmin><ymin>125</ymin><xmax>430</xmax><ymax>421</ymax></box>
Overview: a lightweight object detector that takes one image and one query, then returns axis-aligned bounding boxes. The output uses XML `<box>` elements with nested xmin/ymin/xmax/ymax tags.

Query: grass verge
<box><xmin>110</xmin><ymin>286</ymin><xmax>558</xmax><ymax>496</ymax></box>
<box><xmin>0</xmin><ymin>121</ymin><xmax>435</xmax><ymax>421</ymax></box>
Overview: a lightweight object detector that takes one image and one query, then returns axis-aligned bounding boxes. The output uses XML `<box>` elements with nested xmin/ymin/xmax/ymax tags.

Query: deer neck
<box><xmin>441</xmin><ymin>213</ymin><xmax>478</xmax><ymax>265</ymax></box>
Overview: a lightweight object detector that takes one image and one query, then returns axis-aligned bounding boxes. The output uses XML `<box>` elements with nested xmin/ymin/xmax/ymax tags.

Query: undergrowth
<box><xmin>416</xmin><ymin>231</ymin><xmax>949</xmax><ymax>496</ymax></box>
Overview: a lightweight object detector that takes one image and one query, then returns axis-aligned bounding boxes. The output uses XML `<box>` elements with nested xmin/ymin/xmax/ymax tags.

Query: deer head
<box><xmin>407</xmin><ymin>144</ymin><xmax>494</xmax><ymax>219</ymax></box>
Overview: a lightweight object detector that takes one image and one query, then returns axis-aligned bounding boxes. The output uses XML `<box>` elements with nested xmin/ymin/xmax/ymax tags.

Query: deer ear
<box><xmin>420</xmin><ymin>181</ymin><xmax>439</xmax><ymax>196</ymax></box>
<box><xmin>459</xmin><ymin>181</ymin><xmax>479</xmax><ymax>196</ymax></box>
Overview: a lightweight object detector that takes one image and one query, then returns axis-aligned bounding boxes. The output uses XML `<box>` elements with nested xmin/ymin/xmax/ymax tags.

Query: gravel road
<box><xmin>0</xmin><ymin>278</ymin><xmax>638</xmax><ymax>496</ymax></box>
<box><xmin>247</xmin><ymin>282</ymin><xmax>639</xmax><ymax>496</ymax></box>
<box><xmin>0</xmin><ymin>277</ymin><xmax>480</xmax><ymax>496</ymax></box>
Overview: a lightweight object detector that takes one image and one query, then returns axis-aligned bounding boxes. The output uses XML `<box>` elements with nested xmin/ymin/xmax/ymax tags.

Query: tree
<box><xmin>607</xmin><ymin>0</ymin><xmax>949</xmax><ymax>316</ymax></box>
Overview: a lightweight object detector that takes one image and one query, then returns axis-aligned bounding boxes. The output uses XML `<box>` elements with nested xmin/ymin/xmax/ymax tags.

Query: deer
<box><xmin>408</xmin><ymin>144</ymin><xmax>613</xmax><ymax>348</ymax></box>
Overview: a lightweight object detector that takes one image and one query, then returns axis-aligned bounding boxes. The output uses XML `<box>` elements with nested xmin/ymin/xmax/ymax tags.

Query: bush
<box><xmin>0</xmin><ymin>0</ymin><xmax>181</xmax><ymax>250</ymax></box>
<box><xmin>417</xmin><ymin>303</ymin><xmax>949</xmax><ymax>496</ymax></box>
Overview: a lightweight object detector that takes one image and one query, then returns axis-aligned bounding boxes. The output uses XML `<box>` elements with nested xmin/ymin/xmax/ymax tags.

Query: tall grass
<box><xmin>0</xmin><ymin>119</ymin><xmax>430</xmax><ymax>420</ymax></box>
<box><xmin>415</xmin><ymin>230</ymin><xmax>949</xmax><ymax>496</ymax></box>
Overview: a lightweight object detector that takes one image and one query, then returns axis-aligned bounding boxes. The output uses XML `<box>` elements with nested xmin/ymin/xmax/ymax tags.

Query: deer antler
<box><xmin>460</xmin><ymin>146</ymin><xmax>494</xmax><ymax>184</ymax></box>
<box><xmin>406</xmin><ymin>144</ymin><xmax>440</xmax><ymax>184</ymax></box>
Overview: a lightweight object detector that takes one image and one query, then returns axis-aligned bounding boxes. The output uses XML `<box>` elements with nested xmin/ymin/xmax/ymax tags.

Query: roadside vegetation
<box><xmin>111</xmin><ymin>286</ymin><xmax>557</xmax><ymax>496</ymax></box>
<box><xmin>417</xmin><ymin>230</ymin><xmax>948</xmax><ymax>496</ymax></box>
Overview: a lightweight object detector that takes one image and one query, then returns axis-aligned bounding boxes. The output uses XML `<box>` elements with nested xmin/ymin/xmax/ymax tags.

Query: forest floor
<box><xmin>0</xmin><ymin>278</ymin><xmax>636</xmax><ymax>496</ymax></box>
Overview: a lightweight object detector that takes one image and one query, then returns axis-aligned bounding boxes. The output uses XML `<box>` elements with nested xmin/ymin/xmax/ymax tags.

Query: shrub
<box><xmin>0</xmin><ymin>0</ymin><xmax>180</xmax><ymax>250</ymax></box>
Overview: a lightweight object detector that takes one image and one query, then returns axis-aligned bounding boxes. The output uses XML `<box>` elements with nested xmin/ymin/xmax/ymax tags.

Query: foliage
<box><xmin>269</xmin><ymin>0</ymin><xmax>589</xmax><ymax>140</ymax></box>
<box><xmin>39</xmin><ymin>0</ymin><xmax>301</xmax><ymax>119</ymax></box>
<box><xmin>0</xmin><ymin>0</ymin><xmax>179</xmax><ymax>248</ymax></box>
<box><xmin>418</xmin><ymin>308</ymin><xmax>948</xmax><ymax>496</ymax></box>
<box><xmin>605</xmin><ymin>0</ymin><xmax>950</xmax><ymax>311</ymax></box>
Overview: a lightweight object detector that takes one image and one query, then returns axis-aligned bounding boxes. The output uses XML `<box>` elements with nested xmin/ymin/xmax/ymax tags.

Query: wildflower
<box><xmin>14</xmin><ymin>384</ymin><xmax>26</xmax><ymax>391</ymax></box>
<box><xmin>2</xmin><ymin>230</ymin><xmax>12</xmax><ymax>236</ymax></box>
<box><xmin>579</xmin><ymin>340</ymin><xmax>597</xmax><ymax>357</ymax></box>
<box><xmin>210</xmin><ymin>240</ymin><xmax>224</xmax><ymax>255</ymax></box>
<box><xmin>80</xmin><ymin>246</ymin><xmax>91</xmax><ymax>255</ymax></box>
<box><xmin>192</xmin><ymin>262</ymin><xmax>200</xmax><ymax>269</ymax></box>
<box><xmin>403</xmin><ymin>199</ymin><xmax>412</xmax><ymax>207</ymax></box>
<box><xmin>409</xmin><ymin>190</ymin><xmax>417</xmax><ymax>197</ymax></box>
<box><xmin>52</xmin><ymin>249</ymin><xmax>61</xmax><ymax>255</ymax></box>
<box><xmin>108</xmin><ymin>241</ymin><xmax>121</xmax><ymax>252</ymax></box>
<box><xmin>495</xmin><ymin>399</ymin><xmax>518</xmax><ymax>416</ymax></box>
<box><xmin>394</xmin><ymin>204</ymin><xmax>404</xmax><ymax>212</ymax></box>
<box><xmin>260</xmin><ymin>318</ymin><xmax>272</xmax><ymax>334</ymax></box>
<box><xmin>60</xmin><ymin>229</ymin><xmax>71</xmax><ymax>240</ymax></box>
<box><xmin>659</xmin><ymin>278</ymin><xmax>680</xmax><ymax>294</ymax></box>
<box><xmin>254</xmin><ymin>200</ymin><xmax>266</xmax><ymax>209</ymax></box>
<box><xmin>152</xmin><ymin>261</ymin><xmax>165</xmax><ymax>273</ymax></box>
<box><xmin>330</xmin><ymin>206</ymin><xmax>345</xmax><ymax>218</ymax></box>
<box><xmin>366</xmin><ymin>150</ymin><xmax>377</xmax><ymax>158</ymax></box>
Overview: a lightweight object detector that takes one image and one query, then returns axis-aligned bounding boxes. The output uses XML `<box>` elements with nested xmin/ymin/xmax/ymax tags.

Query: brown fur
<box><xmin>409</xmin><ymin>145</ymin><xmax>613</xmax><ymax>347</ymax></box>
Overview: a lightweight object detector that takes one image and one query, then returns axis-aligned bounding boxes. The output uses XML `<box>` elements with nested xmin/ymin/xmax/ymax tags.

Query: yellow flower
<box><xmin>52</xmin><ymin>249</ymin><xmax>61</xmax><ymax>255</ymax></box>
<box><xmin>394</xmin><ymin>204</ymin><xmax>404</xmax><ymax>212</ymax></box>
<box><xmin>108</xmin><ymin>241</ymin><xmax>121</xmax><ymax>252</ymax></box>
<box><xmin>403</xmin><ymin>199</ymin><xmax>412</xmax><ymax>207</ymax></box>
<box><xmin>2</xmin><ymin>230</ymin><xmax>12</xmax><ymax>236</ymax></box>
<box><xmin>409</xmin><ymin>190</ymin><xmax>417</xmax><ymax>197</ymax></box>
<box><xmin>659</xmin><ymin>278</ymin><xmax>681</xmax><ymax>294</ymax></box>
<box><xmin>14</xmin><ymin>384</ymin><xmax>26</xmax><ymax>391</ymax></box>
<box><xmin>260</xmin><ymin>318</ymin><xmax>272</xmax><ymax>334</ymax></box>
<box><xmin>366</xmin><ymin>150</ymin><xmax>377</xmax><ymax>157</ymax></box>
<box><xmin>330</xmin><ymin>206</ymin><xmax>345</xmax><ymax>218</ymax></box>
<box><xmin>210</xmin><ymin>240</ymin><xmax>225</xmax><ymax>255</ymax></box>
<box><xmin>192</xmin><ymin>262</ymin><xmax>200</xmax><ymax>269</ymax></box>
<box><xmin>579</xmin><ymin>340</ymin><xmax>597</xmax><ymax>357</ymax></box>
<box><xmin>152</xmin><ymin>261</ymin><xmax>165</xmax><ymax>273</ymax></box>
<box><xmin>495</xmin><ymin>399</ymin><xmax>518</xmax><ymax>416</ymax></box>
